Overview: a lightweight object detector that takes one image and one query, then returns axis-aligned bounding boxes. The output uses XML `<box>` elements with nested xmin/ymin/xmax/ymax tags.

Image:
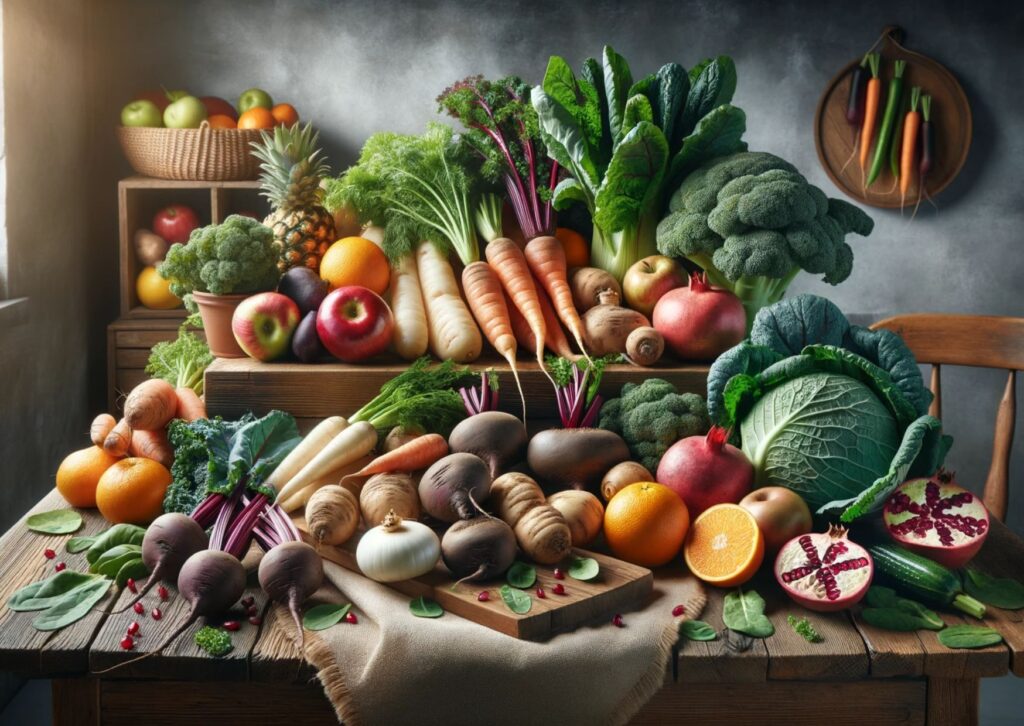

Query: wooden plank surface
<box><xmin>850</xmin><ymin>606</ymin><xmax>927</xmax><ymax>677</ymax></box>
<box><xmin>676</xmin><ymin>584</ymin><xmax>769</xmax><ymax>683</ymax></box>
<box><xmin>970</xmin><ymin>521</ymin><xmax>1024</xmax><ymax>675</ymax></box>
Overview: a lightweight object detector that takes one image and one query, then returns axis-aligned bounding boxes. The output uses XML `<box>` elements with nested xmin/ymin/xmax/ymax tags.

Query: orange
<box><xmin>604</xmin><ymin>482</ymin><xmax>689</xmax><ymax>567</ymax></box>
<box><xmin>271</xmin><ymin>103</ymin><xmax>299</xmax><ymax>127</ymax></box>
<box><xmin>237</xmin><ymin>106</ymin><xmax>276</xmax><ymax>130</ymax></box>
<box><xmin>136</xmin><ymin>266</ymin><xmax>181</xmax><ymax>309</ymax></box>
<box><xmin>319</xmin><ymin>236</ymin><xmax>390</xmax><ymax>295</ymax></box>
<box><xmin>95</xmin><ymin>457</ymin><xmax>171</xmax><ymax>525</ymax></box>
<box><xmin>208</xmin><ymin>114</ymin><xmax>237</xmax><ymax>129</ymax></box>
<box><xmin>683</xmin><ymin>503</ymin><xmax>764</xmax><ymax>587</ymax></box>
<box><xmin>555</xmin><ymin>227</ymin><xmax>590</xmax><ymax>268</ymax></box>
<box><xmin>56</xmin><ymin>446</ymin><xmax>121</xmax><ymax>508</ymax></box>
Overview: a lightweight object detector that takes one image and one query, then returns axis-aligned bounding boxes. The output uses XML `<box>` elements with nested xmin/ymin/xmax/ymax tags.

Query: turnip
<box><xmin>448</xmin><ymin>411</ymin><xmax>528</xmax><ymax>479</ymax></box>
<box><xmin>115</xmin><ymin>513</ymin><xmax>207</xmax><ymax>613</ymax></box>
<box><xmin>441</xmin><ymin>516</ymin><xmax>517</xmax><ymax>583</ymax></box>
<box><xmin>258</xmin><ymin>541</ymin><xmax>324</xmax><ymax>653</ymax></box>
<box><xmin>418</xmin><ymin>453</ymin><xmax>491</xmax><ymax>523</ymax></box>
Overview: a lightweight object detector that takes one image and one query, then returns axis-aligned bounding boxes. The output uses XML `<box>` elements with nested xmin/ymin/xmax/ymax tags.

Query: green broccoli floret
<box><xmin>158</xmin><ymin>215</ymin><xmax>280</xmax><ymax>312</ymax></box>
<box><xmin>656</xmin><ymin>151</ymin><xmax>874</xmax><ymax>326</ymax></box>
<box><xmin>194</xmin><ymin>626</ymin><xmax>233</xmax><ymax>657</ymax></box>
<box><xmin>598</xmin><ymin>378</ymin><xmax>710</xmax><ymax>472</ymax></box>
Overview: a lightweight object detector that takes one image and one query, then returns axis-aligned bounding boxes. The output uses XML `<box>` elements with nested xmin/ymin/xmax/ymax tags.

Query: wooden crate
<box><xmin>106</xmin><ymin>316</ymin><xmax>205</xmax><ymax>412</ymax></box>
<box><xmin>118</xmin><ymin>176</ymin><xmax>265</xmax><ymax>319</ymax></box>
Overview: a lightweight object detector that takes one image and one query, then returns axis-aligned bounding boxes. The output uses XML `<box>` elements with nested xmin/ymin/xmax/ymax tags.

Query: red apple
<box><xmin>153</xmin><ymin>205</ymin><xmax>200</xmax><ymax>244</ymax></box>
<box><xmin>622</xmin><ymin>255</ymin><xmax>687</xmax><ymax>317</ymax></box>
<box><xmin>316</xmin><ymin>286</ymin><xmax>394</xmax><ymax>363</ymax></box>
<box><xmin>739</xmin><ymin>487</ymin><xmax>813</xmax><ymax>553</ymax></box>
<box><xmin>201</xmin><ymin>96</ymin><xmax>238</xmax><ymax>121</ymax></box>
<box><xmin>133</xmin><ymin>89</ymin><xmax>172</xmax><ymax>111</ymax></box>
<box><xmin>231</xmin><ymin>292</ymin><xmax>300</xmax><ymax>361</ymax></box>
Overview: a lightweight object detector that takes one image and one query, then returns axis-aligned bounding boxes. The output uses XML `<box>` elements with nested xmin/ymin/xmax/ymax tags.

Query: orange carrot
<box><xmin>524</xmin><ymin>236</ymin><xmax>590</xmax><ymax>361</ymax></box>
<box><xmin>462</xmin><ymin>261</ymin><xmax>527</xmax><ymax>419</ymax></box>
<box><xmin>90</xmin><ymin>413</ymin><xmax>117</xmax><ymax>447</ymax></box>
<box><xmin>859</xmin><ymin>53</ymin><xmax>882</xmax><ymax>180</ymax></box>
<box><xmin>129</xmin><ymin>429</ymin><xmax>174</xmax><ymax>469</ymax></box>
<box><xmin>340</xmin><ymin>433</ymin><xmax>449</xmax><ymax>486</ymax></box>
<box><xmin>103</xmin><ymin>418</ymin><xmax>133</xmax><ymax>457</ymax></box>
<box><xmin>124</xmin><ymin>378</ymin><xmax>178</xmax><ymax>431</ymax></box>
<box><xmin>485</xmin><ymin>238</ymin><xmax>548</xmax><ymax>375</ymax></box>
<box><xmin>506</xmin><ymin>289</ymin><xmax>575</xmax><ymax>360</ymax></box>
<box><xmin>899</xmin><ymin>86</ymin><xmax>923</xmax><ymax>209</ymax></box>
<box><xmin>175</xmin><ymin>387</ymin><xmax>206</xmax><ymax>422</ymax></box>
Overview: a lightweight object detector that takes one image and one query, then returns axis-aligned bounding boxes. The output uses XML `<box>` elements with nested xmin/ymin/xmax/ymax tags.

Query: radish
<box><xmin>258</xmin><ymin>541</ymin><xmax>324</xmax><ymax>653</ymax></box>
<box><xmin>652</xmin><ymin>271</ymin><xmax>746</xmax><ymax>359</ymax></box>
<box><xmin>656</xmin><ymin>426</ymin><xmax>753</xmax><ymax>517</ymax></box>
<box><xmin>115</xmin><ymin>513</ymin><xmax>207</xmax><ymax>613</ymax></box>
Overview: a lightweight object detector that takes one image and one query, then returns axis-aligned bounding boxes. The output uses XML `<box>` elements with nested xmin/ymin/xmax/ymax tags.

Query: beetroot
<box><xmin>656</xmin><ymin>427</ymin><xmax>753</xmax><ymax>517</ymax></box>
<box><xmin>258</xmin><ymin>541</ymin><xmax>325</xmax><ymax>653</ymax></box>
<box><xmin>883</xmin><ymin>471</ymin><xmax>990</xmax><ymax>569</ymax></box>
<box><xmin>116</xmin><ymin>513</ymin><xmax>207</xmax><ymax>613</ymax></box>
<box><xmin>652</xmin><ymin>272</ymin><xmax>746</xmax><ymax>360</ymax></box>
<box><xmin>775</xmin><ymin>526</ymin><xmax>873</xmax><ymax>612</ymax></box>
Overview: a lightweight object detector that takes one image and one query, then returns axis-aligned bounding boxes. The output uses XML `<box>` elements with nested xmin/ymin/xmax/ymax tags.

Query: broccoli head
<box><xmin>159</xmin><ymin>215</ymin><xmax>280</xmax><ymax>312</ymax></box>
<box><xmin>656</xmin><ymin>151</ymin><xmax>873</xmax><ymax>325</ymax></box>
<box><xmin>598</xmin><ymin>378</ymin><xmax>711</xmax><ymax>473</ymax></box>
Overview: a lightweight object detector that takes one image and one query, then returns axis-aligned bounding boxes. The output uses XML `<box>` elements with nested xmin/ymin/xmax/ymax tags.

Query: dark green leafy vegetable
<box><xmin>31</xmin><ymin>577</ymin><xmax>110</xmax><ymax>631</ymax></box>
<box><xmin>568</xmin><ymin>557</ymin><xmax>600</xmax><ymax>582</ymax></box>
<box><xmin>26</xmin><ymin>509</ymin><xmax>82</xmax><ymax>534</ymax></box>
<box><xmin>85</xmin><ymin>524</ymin><xmax>146</xmax><ymax>565</ymax></box>
<box><xmin>963</xmin><ymin>569</ymin><xmax>1024</xmax><ymax>610</ymax></box>
<box><xmin>90</xmin><ymin>544</ymin><xmax>144</xmax><ymax>579</ymax></box>
<box><xmin>302</xmin><ymin>603</ymin><xmax>352</xmax><ymax>631</ymax></box>
<box><xmin>937</xmin><ymin>625</ymin><xmax>1004</xmax><ymax>649</ymax></box>
<box><xmin>506</xmin><ymin>562</ymin><xmax>537</xmax><ymax>589</ymax></box>
<box><xmin>66</xmin><ymin>535</ymin><xmax>97</xmax><ymax>554</ymax></box>
<box><xmin>7</xmin><ymin>572</ymin><xmax>111</xmax><ymax>632</ymax></box>
<box><xmin>115</xmin><ymin>558</ymin><xmax>150</xmax><ymax>588</ymax></box>
<box><xmin>194</xmin><ymin>626</ymin><xmax>234</xmax><ymax>656</ymax></box>
<box><xmin>861</xmin><ymin>608</ymin><xmax>941</xmax><ymax>632</ymax></box>
<box><xmin>787</xmin><ymin>615</ymin><xmax>822</xmax><ymax>643</ymax></box>
<box><xmin>164</xmin><ymin>415</ymin><xmax>255</xmax><ymax>515</ymax></box>
<box><xmin>722</xmin><ymin>589</ymin><xmax>774</xmax><ymax>638</ymax></box>
<box><xmin>410</xmin><ymin>597</ymin><xmax>444</xmax><ymax>618</ymax></box>
<box><xmin>146</xmin><ymin>325</ymin><xmax>214</xmax><ymax>395</ymax></box>
<box><xmin>680</xmin><ymin>620</ymin><xmax>717</xmax><ymax>641</ymax></box>
<box><xmin>499</xmin><ymin>585</ymin><xmax>532</xmax><ymax>615</ymax></box>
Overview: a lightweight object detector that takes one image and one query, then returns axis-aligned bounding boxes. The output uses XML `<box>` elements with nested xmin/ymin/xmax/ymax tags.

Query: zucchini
<box><xmin>868</xmin><ymin>543</ymin><xmax>986</xmax><ymax>619</ymax></box>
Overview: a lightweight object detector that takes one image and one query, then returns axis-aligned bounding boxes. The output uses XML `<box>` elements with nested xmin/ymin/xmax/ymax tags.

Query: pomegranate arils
<box><xmin>151</xmin><ymin>608</ymin><xmax>162</xmax><ymax>621</ymax></box>
<box><xmin>133</xmin><ymin>602</ymin><xmax>144</xmax><ymax>614</ymax></box>
<box><xmin>553</xmin><ymin>569</ymin><xmax>565</xmax><ymax>580</ymax></box>
<box><xmin>536</xmin><ymin>587</ymin><xmax>546</xmax><ymax>599</ymax></box>
<box><xmin>127</xmin><ymin>621</ymin><xmax>140</xmax><ymax>636</ymax></box>
<box><xmin>249</xmin><ymin>615</ymin><xmax>262</xmax><ymax>626</ymax></box>
<box><xmin>775</xmin><ymin>525</ymin><xmax>873</xmax><ymax>612</ymax></box>
<box><xmin>241</xmin><ymin>595</ymin><xmax>255</xmax><ymax>608</ymax></box>
<box><xmin>612</xmin><ymin>614</ymin><xmax>624</xmax><ymax>628</ymax></box>
<box><xmin>126</xmin><ymin>578</ymin><xmax>138</xmax><ymax>594</ymax></box>
<box><xmin>553</xmin><ymin>583</ymin><xmax>566</xmax><ymax>596</ymax></box>
<box><xmin>247</xmin><ymin>605</ymin><xmax>259</xmax><ymax>617</ymax></box>
<box><xmin>345</xmin><ymin>612</ymin><xmax>358</xmax><ymax>624</ymax></box>
<box><xmin>157</xmin><ymin>585</ymin><xmax>169</xmax><ymax>601</ymax></box>
<box><xmin>223</xmin><ymin>621</ymin><xmax>240</xmax><ymax>631</ymax></box>
<box><xmin>671</xmin><ymin>605</ymin><xmax>686</xmax><ymax>617</ymax></box>
<box><xmin>54</xmin><ymin>562</ymin><xmax>67</xmax><ymax>572</ymax></box>
<box><xmin>43</xmin><ymin>548</ymin><xmax>56</xmax><ymax>560</ymax></box>
<box><xmin>120</xmin><ymin>636</ymin><xmax>134</xmax><ymax>651</ymax></box>
<box><xmin>477</xmin><ymin>591</ymin><xmax>490</xmax><ymax>602</ymax></box>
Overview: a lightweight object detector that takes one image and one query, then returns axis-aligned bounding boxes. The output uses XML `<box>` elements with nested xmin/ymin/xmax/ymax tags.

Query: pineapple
<box><xmin>252</xmin><ymin>122</ymin><xmax>336</xmax><ymax>272</ymax></box>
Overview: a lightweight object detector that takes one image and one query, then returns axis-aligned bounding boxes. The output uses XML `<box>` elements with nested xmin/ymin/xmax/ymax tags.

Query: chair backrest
<box><xmin>870</xmin><ymin>313</ymin><xmax>1024</xmax><ymax>521</ymax></box>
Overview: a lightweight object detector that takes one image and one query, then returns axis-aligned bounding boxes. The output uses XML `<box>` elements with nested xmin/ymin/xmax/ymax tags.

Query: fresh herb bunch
<box><xmin>145</xmin><ymin>324</ymin><xmax>213</xmax><ymax>395</ymax></box>
<box><xmin>439</xmin><ymin>75</ymin><xmax>557</xmax><ymax>240</ymax></box>
<box><xmin>194</xmin><ymin>626</ymin><xmax>233</xmax><ymax>656</ymax></box>
<box><xmin>787</xmin><ymin>615</ymin><xmax>822</xmax><ymax>643</ymax></box>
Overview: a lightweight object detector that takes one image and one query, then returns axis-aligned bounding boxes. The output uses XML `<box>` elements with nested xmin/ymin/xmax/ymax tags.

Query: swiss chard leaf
<box><xmin>551</xmin><ymin>177</ymin><xmax>591</xmax><ymax>212</ymax></box>
<box><xmin>963</xmin><ymin>569</ymin><xmax>1024</xmax><ymax>610</ymax></box>
<box><xmin>226</xmin><ymin>410</ymin><xmax>301</xmax><ymax>498</ymax></box>
<box><xmin>602</xmin><ymin>46</ymin><xmax>633</xmax><ymax>146</ymax></box>
<box><xmin>723</xmin><ymin>589</ymin><xmax>774</xmax><ymax>638</ymax></box>
<box><xmin>622</xmin><ymin>95</ymin><xmax>654</xmax><ymax>138</ymax></box>
<box><xmin>593</xmin><ymin>121</ymin><xmax>668</xmax><ymax>233</ymax></box>
<box><xmin>532</xmin><ymin>86</ymin><xmax>599</xmax><ymax>193</ymax></box>
<box><xmin>537</xmin><ymin>56</ymin><xmax>602</xmax><ymax>179</ymax></box>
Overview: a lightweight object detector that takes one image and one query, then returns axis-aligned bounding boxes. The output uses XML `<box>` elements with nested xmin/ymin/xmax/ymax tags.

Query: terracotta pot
<box><xmin>193</xmin><ymin>291</ymin><xmax>248</xmax><ymax>358</ymax></box>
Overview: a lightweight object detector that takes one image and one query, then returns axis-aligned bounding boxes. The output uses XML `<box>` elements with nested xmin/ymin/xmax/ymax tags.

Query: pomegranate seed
<box><xmin>477</xmin><ymin>591</ymin><xmax>490</xmax><ymax>602</ymax></box>
<box><xmin>553</xmin><ymin>568</ymin><xmax>565</xmax><ymax>580</ymax></box>
<box><xmin>126</xmin><ymin>578</ymin><xmax>138</xmax><ymax>594</ymax></box>
<box><xmin>157</xmin><ymin>585</ymin><xmax>169</xmax><ymax>601</ymax></box>
<box><xmin>133</xmin><ymin>602</ymin><xmax>144</xmax><ymax>614</ymax></box>
<box><xmin>241</xmin><ymin>595</ymin><xmax>255</xmax><ymax>608</ymax></box>
<box><xmin>248</xmin><ymin>615</ymin><xmax>262</xmax><ymax>626</ymax></box>
<box><xmin>119</xmin><ymin>636</ymin><xmax>134</xmax><ymax>651</ymax></box>
<box><xmin>672</xmin><ymin>604</ymin><xmax>686</xmax><ymax>617</ymax></box>
<box><xmin>553</xmin><ymin>583</ymin><xmax>566</xmax><ymax>596</ymax></box>
<box><xmin>612</xmin><ymin>614</ymin><xmax>624</xmax><ymax>628</ymax></box>
<box><xmin>345</xmin><ymin>612</ymin><xmax>358</xmax><ymax>624</ymax></box>
<box><xmin>54</xmin><ymin>562</ymin><xmax>66</xmax><ymax>572</ymax></box>
<box><xmin>127</xmin><ymin>621</ymin><xmax>140</xmax><ymax>636</ymax></box>
<box><xmin>247</xmin><ymin>605</ymin><xmax>259</xmax><ymax>617</ymax></box>
<box><xmin>43</xmin><ymin>548</ymin><xmax>56</xmax><ymax>560</ymax></box>
<box><xmin>151</xmin><ymin>608</ymin><xmax>162</xmax><ymax>621</ymax></box>
<box><xmin>536</xmin><ymin>587</ymin><xmax>546</xmax><ymax>599</ymax></box>
<box><xmin>223</xmin><ymin>621</ymin><xmax>240</xmax><ymax>631</ymax></box>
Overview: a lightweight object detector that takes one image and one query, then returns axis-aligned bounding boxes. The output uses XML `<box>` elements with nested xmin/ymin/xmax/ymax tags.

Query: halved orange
<box><xmin>683</xmin><ymin>503</ymin><xmax>764</xmax><ymax>587</ymax></box>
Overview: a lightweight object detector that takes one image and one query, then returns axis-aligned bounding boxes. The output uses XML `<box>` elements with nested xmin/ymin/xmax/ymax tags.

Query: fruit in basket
<box><xmin>121</xmin><ymin>100</ymin><xmax>163</xmax><ymax>128</ymax></box>
<box><xmin>252</xmin><ymin>123</ymin><xmax>337</xmax><ymax>272</ymax></box>
<box><xmin>238</xmin><ymin>87</ymin><xmax>274</xmax><ymax>114</ymax></box>
<box><xmin>238</xmin><ymin>107</ymin><xmax>276</xmax><ymax>130</ymax></box>
<box><xmin>207</xmin><ymin>114</ymin><xmax>237</xmax><ymax>129</ymax></box>
<box><xmin>163</xmin><ymin>95</ymin><xmax>207</xmax><ymax>129</ymax></box>
<box><xmin>622</xmin><ymin>255</ymin><xmax>686</xmax><ymax>318</ymax></box>
<box><xmin>277</xmin><ymin>266</ymin><xmax>328</xmax><ymax>315</ymax></box>
<box><xmin>316</xmin><ymin>286</ymin><xmax>394</xmax><ymax>362</ymax></box>
<box><xmin>152</xmin><ymin>204</ymin><xmax>200</xmax><ymax>244</ymax></box>
<box><xmin>319</xmin><ymin>236</ymin><xmax>390</xmax><ymax>295</ymax></box>
<box><xmin>133</xmin><ymin>229</ymin><xmax>169</xmax><ymax>265</ymax></box>
<box><xmin>231</xmin><ymin>292</ymin><xmax>300</xmax><ymax>361</ymax></box>
<box><xmin>683</xmin><ymin>503</ymin><xmax>764</xmax><ymax>586</ymax></box>
<box><xmin>96</xmin><ymin>457</ymin><xmax>172</xmax><ymax>525</ymax></box>
<box><xmin>739</xmin><ymin>486</ymin><xmax>812</xmax><ymax>553</ymax></box>
<box><xmin>200</xmin><ymin>96</ymin><xmax>237</xmax><ymax>120</ymax></box>
<box><xmin>774</xmin><ymin>525</ymin><xmax>873</xmax><ymax>612</ymax></box>
<box><xmin>56</xmin><ymin>446</ymin><xmax>121</xmax><ymax>508</ymax></box>
<box><xmin>133</xmin><ymin>89</ymin><xmax>175</xmax><ymax>111</ymax></box>
<box><xmin>882</xmin><ymin>471</ymin><xmax>990</xmax><ymax>568</ymax></box>
<box><xmin>604</xmin><ymin>481</ymin><xmax>689</xmax><ymax>567</ymax></box>
<box><xmin>653</xmin><ymin>272</ymin><xmax>746</xmax><ymax>360</ymax></box>
<box><xmin>271</xmin><ymin>103</ymin><xmax>299</xmax><ymax>127</ymax></box>
<box><xmin>292</xmin><ymin>310</ymin><xmax>326</xmax><ymax>363</ymax></box>
<box><xmin>136</xmin><ymin>266</ymin><xmax>181</xmax><ymax>309</ymax></box>
<box><xmin>657</xmin><ymin>426</ymin><xmax>753</xmax><ymax>518</ymax></box>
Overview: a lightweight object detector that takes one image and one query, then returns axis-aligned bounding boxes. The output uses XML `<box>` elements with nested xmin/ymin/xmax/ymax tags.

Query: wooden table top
<box><xmin>2</xmin><ymin>490</ymin><xmax>1023</xmax><ymax>684</ymax></box>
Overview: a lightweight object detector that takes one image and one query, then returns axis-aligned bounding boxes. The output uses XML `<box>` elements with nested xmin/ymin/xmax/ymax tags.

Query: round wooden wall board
<box><xmin>814</xmin><ymin>29</ymin><xmax>972</xmax><ymax>209</ymax></box>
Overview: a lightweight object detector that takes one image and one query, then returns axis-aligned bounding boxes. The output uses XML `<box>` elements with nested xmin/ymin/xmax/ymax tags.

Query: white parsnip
<box><xmin>266</xmin><ymin>416</ymin><xmax>348</xmax><ymax>496</ymax></box>
<box><xmin>389</xmin><ymin>255</ymin><xmax>429</xmax><ymax>360</ymax></box>
<box><xmin>275</xmin><ymin>422</ymin><xmax>378</xmax><ymax>505</ymax></box>
<box><xmin>416</xmin><ymin>241</ymin><xmax>482</xmax><ymax>363</ymax></box>
<box><xmin>278</xmin><ymin>454</ymin><xmax>374</xmax><ymax>514</ymax></box>
<box><xmin>360</xmin><ymin>224</ymin><xmax>386</xmax><ymax>247</ymax></box>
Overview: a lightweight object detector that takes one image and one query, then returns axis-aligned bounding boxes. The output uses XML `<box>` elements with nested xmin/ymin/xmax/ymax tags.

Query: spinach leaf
<box><xmin>723</xmin><ymin>589</ymin><xmax>774</xmax><ymax>638</ymax></box>
<box><xmin>302</xmin><ymin>603</ymin><xmax>352</xmax><ymax>631</ymax></box>
<box><xmin>506</xmin><ymin>563</ymin><xmax>536</xmax><ymax>589</ymax></box>
<box><xmin>85</xmin><ymin>524</ymin><xmax>146</xmax><ymax>565</ymax></box>
<box><xmin>115</xmin><ymin>558</ymin><xmax>149</xmax><ymax>588</ymax></box>
<box><xmin>568</xmin><ymin>557</ymin><xmax>600</xmax><ymax>582</ymax></box>
<box><xmin>861</xmin><ymin>607</ymin><xmax>943</xmax><ymax>632</ymax></box>
<box><xmin>409</xmin><ymin>597</ymin><xmax>444</xmax><ymax>618</ymax></box>
<box><xmin>8</xmin><ymin>572</ymin><xmax>102</xmax><ymax>611</ymax></box>
<box><xmin>937</xmin><ymin>625</ymin><xmax>1004</xmax><ymax>649</ymax></box>
<box><xmin>680</xmin><ymin>620</ymin><xmax>717</xmax><ymax>641</ymax></box>
<box><xmin>963</xmin><ymin>569</ymin><xmax>1024</xmax><ymax>610</ymax></box>
<box><xmin>499</xmin><ymin>585</ymin><xmax>532</xmax><ymax>615</ymax></box>
<box><xmin>865</xmin><ymin>586</ymin><xmax>944</xmax><ymax>629</ymax></box>
<box><xmin>26</xmin><ymin>509</ymin><xmax>82</xmax><ymax>534</ymax></box>
<box><xmin>90</xmin><ymin>544</ymin><xmax>143</xmax><ymax>578</ymax></box>
<box><xmin>31</xmin><ymin>577</ymin><xmax>110</xmax><ymax>631</ymax></box>
<box><xmin>542</xmin><ymin>55</ymin><xmax>603</xmax><ymax>163</ymax></box>
<box><xmin>65</xmin><ymin>535</ymin><xmax>97</xmax><ymax>554</ymax></box>
<box><xmin>667</xmin><ymin>105</ymin><xmax>747</xmax><ymax>188</ymax></box>
<box><xmin>677</xmin><ymin>56</ymin><xmax>738</xmax><ymax>139</ymax></box>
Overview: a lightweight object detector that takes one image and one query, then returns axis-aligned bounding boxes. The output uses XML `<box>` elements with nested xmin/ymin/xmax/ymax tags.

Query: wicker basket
<box><xmin>117</xmin><ymin>121</ymin><xmax>264</xmax><ymax>181</ymax></box>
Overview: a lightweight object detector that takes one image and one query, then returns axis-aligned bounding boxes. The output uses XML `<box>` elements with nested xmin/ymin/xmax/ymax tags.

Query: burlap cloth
<box><xmin>281</xmin><ymin>560</ymin><xmax>705</xmax><ymax>726</ymax></box>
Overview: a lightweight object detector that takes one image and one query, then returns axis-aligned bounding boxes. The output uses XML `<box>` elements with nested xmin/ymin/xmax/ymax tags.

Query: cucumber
<box><xmin>868</xmin><ymin>543</ymin><xmax>986</xmax><ymax>619</ymax></box>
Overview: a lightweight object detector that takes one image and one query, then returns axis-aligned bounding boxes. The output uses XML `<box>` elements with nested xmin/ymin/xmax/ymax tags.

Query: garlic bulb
<box><xmin>355</xmin><ymin>509</ymin><xmax>441</xmax><ymax>582</ymax></box>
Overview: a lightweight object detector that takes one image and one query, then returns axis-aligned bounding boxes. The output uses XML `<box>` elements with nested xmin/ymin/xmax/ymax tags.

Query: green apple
<box><xmin>237</xmin><ymin>87</ymin><xmax>273</xmax><ymax>114</ymax></box>
<box><xmin>121</xmin><ymin>100</ymin><xmax>163</xmax><ymax>128</ymax></box>
<box><xmin>165</xmin><ymin>89</ymin><xmax>190</xmax><ymax>102</ymax></box>
<box><xmin>163</xmin><ymin>95</ymin><xmax>208</xmax><ymax>129</ymax></box>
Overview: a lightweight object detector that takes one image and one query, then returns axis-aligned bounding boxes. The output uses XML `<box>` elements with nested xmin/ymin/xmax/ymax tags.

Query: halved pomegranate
<box><xmin>883</xmin><ymin>471</ymin><xmax>989</xmax><ymax>569</ymax></box>
<box><xmin>774</xmin><ymin>526</ymin><xmax>873</xmax><ymax>612</ymax></box>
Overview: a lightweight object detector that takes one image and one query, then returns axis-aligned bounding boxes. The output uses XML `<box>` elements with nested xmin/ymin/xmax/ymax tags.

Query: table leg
<box><xmin>926</xmin><ymin>677</ymin><xmax>979</xmax><ymax>726</ymax></box>
<box><xmin>51</xmin><ymin>678</ymin><xmax>99</xmax><ymax>726</ymax></box>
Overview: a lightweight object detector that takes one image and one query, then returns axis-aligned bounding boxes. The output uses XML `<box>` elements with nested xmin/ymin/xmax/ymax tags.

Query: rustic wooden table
<box><xmin>1</xmin><ymin>490</ymin><xmax>1021</xmax><ymax>725</ymax></box>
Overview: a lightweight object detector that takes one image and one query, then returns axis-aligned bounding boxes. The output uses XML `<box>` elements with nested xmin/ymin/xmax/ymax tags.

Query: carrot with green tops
<box><xmin>485</xmin><ymin>237</ymin><xmax>549</xmax><ymax>377</ymax></box>
<box><xmin>462</xmin><ymin>261</ymin><xmax>527</xmax><ymax>419</ymax></box>
<box><xmin>899</xmin><ymin>86</ymin><xmax>923</xmax><ymax>209</ymax></box>
<box><xmin>340</xmin><ymin>433</ymin><xmax>449</xmax><ymax>486</ymax></box>
<box><xmin>859</xmin><ymin>53</ymin><xmax>882</xmax><ymax>181</ymax></box>
<box><xmin>523</xmin><ymin>235</ymin><xmax>590</xmax><ymax>361</ymax></box>
<box><xmin>867</xmin><ymin>60</ymin><xmax>906</xmax><ymax>186</ymax></box>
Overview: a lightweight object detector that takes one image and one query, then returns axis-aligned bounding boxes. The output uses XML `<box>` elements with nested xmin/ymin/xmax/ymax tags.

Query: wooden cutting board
<box><xmin>298</xmin><ymin>522</ymin><xmax>654</xmax><ymax>641</ymax></box>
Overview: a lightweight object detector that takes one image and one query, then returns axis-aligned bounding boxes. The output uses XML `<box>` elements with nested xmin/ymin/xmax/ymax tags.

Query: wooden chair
<box><xmin>870</xmin><ymin>314</ymin><xmax>1024</xmax><ymax>521</ymax></box>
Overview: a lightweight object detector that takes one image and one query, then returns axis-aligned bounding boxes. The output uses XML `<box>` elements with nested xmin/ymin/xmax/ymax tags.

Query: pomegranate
<box><xmin>656</xmin><ymin>426</ymin><xmax>754</xmax><ymax>517</ymax></box>
<box><xmin>883</xmin><ymin>471</ymin><xmax>989</xmax><ymax>569</ymax></box>
<box><xmin>774</xmin><ymin>526</ymin><xmax>873</xmax><ymax>612</ymax></box>
<box><xmin>652</xmin><ymin>271</ymin><xmax>746</xmax><ymax>360</ymax></box>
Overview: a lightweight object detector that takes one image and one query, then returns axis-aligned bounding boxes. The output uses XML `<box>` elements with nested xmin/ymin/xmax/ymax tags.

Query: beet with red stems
<box><xmin>526</xmin><ymin>428</ymin><xmax>630</xmax><ymax>492</ymax></box>
<box><xmin>116</xmin><ymin>513</ymin><xmax>207</xmax><ymax>613</ymax></box>
<box><xmin>448</xmin><ymin>411</ymin><xmax>527</xmax><ymax>479</ymax></box>
<box><xmin>418</xmin><ymin>453</ymin><xmax>491</xmax><ymax>523</ymax></box>
<box><xmin>441</xmin><ymin>517</ymin><xmax>517</xmax><ymax>584</ymax></box>
<box><xmin>258</xmin><ymin>541</ymin><xmax>324</xmax><ymax>653</ymax></box>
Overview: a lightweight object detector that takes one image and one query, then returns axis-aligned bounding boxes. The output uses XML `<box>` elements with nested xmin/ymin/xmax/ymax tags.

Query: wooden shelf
<box><xmin>125</xmin><ymin>305</ymin><xmax>187</xmax><ymax>319</ymax></box>
<box><xmin>107</xmin><ymin>316</ymin><xmax>204</xmax><ymax>412</ymax></box>
<box><xmin>120</xmin><ymin>176</ymin><xmax>262</xmax><ymax>190</ymax></box>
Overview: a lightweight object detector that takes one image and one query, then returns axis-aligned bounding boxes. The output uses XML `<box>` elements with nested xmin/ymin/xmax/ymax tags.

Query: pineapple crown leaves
<box><xmin>251</xmin><ymin>122</ymin><xmax>331</xmax><ymax>210</ymax></box>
